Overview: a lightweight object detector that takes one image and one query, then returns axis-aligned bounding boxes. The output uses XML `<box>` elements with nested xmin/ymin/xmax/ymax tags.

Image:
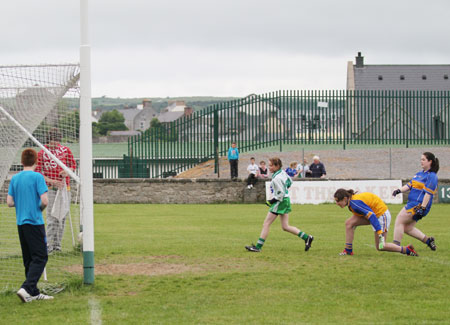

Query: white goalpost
<box><xmin>0</xmin><ymin>0</ymin><xmax>94</xmax><ymax>292</ymax></box>
<box><xmin>80</xmin><ymin>0</ymin><xmax>95</xmax><ymax>285</ymax></box>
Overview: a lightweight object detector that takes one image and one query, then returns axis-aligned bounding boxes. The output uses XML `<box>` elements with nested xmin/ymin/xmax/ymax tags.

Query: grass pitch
<box><xmin>1</xmin><ymin>203</ymin><xmax>450</xmax><ymax>324</ymax></box>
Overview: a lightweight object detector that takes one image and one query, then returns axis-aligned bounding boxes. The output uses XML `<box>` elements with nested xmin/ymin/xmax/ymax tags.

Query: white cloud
<box><xmin>1</xmin><ymin>0</ymin><xmax>450</xmax><ymax>97</ymax></box>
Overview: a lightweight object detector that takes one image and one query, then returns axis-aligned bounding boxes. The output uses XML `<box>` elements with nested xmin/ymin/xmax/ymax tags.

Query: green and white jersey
<box><xmin>270</xmin><ymin>169</ymin><xmax>292</xmax><ymax>201</ymax></box>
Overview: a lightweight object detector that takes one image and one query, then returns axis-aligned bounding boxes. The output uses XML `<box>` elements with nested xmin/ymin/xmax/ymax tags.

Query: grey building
<box><xmin>346</xmin><ymin>52</ymin><xmax>450</xmax><ymax>141</ymax></box>
<box><xmin>348</xmin><ymin>52</ymin><xmax>450</xmax><ymax>91</ymax></box>
<box><xmin>118</xmin><ymin>99</ymin><xmax>158</xmax><ymax>131</ymax></box>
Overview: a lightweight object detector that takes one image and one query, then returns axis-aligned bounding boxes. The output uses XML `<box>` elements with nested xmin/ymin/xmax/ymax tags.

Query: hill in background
<box><xmin>64</xmin><ymin>96</ymin><xmax>239</xmax><ymax>113</ymax></box>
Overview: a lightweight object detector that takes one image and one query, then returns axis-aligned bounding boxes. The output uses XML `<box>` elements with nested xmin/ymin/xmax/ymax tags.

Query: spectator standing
<box><xmin>258</xmin><ymin>161</ymin><xmax>269</xmax><ymax>179</ymax></box>
<box><xmin>35</xmin><ymin>128</ymin><xmax>76</xmax><ymax>253</ymax></box>
<box><xmin>246</xmin><ymin>157</ymin><xmax>259</xmax><ymax>189</ymax></box>
<box><xmin>227</xmin><ymin>142</ymin><xmax>239</xmax><ymax>179</ymax></box>
<box><xmin>7</xmin><ymin>149</ymin><xmax>54</xmax><ymax>302</ymax></box>
<box><xmin>309</xmin><ymin>155</ymin><xmax>326</xmax><ymax>178</ymax></box>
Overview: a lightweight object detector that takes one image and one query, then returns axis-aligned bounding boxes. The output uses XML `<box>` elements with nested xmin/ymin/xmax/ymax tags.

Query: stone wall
<box><xmin>93</xmin><ymin>178</ymin><xmax>450</xmax><ymax>204</ymax></box>
<box><xmin>2</xmin><ymin>178</ymin><xmax>449</xmax><ymax>204</ymax></box>
<box><xmin>93</xmin><ymin>178</ymin><xmax>267</xmax><ymax>204</ymax></box>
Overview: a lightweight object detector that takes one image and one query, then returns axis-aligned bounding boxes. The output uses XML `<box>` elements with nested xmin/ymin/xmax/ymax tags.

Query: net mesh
<box><xmin>0</xmin><ymin>64</ymin><xmax>81</xmax><ymax>293</ymax></box>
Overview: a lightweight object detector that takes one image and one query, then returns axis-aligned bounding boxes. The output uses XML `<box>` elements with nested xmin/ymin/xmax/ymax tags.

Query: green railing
<box><xmin>125</xmin><ymin>90</ymin><xmax>450</xmax><ymax>178</ymax></box>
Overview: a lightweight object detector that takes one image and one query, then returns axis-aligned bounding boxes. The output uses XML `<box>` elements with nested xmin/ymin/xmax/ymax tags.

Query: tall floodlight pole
<box><xmin>80</xmin><ymin>0</ymin><xmax>94</xmax><ymax>284</ymax></box>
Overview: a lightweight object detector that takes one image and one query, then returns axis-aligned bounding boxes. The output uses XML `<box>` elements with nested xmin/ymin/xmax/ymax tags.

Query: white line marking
<box><xmin>421</xmin><ymin>256</ymin><xmax>450</xmax><ymax>266</ymax></box>
<box><xmin>89</xmin><ymin>297</ymin><xmax>102</xmax><ymax>325</ymax></box>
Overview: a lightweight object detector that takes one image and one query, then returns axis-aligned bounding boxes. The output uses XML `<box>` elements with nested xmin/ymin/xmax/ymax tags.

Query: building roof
<box><xmin>158</xmin><ymin>111</ymin><xmax>184</xmax><ymax>123</ymax></box>
<box><xmin>109</xmin><ymin>130</ymin><xmax>140</xmax><ymax>136</ymax></box>
<box><xmin>118</xmin><ymin>108</ymin><xmax>141</xmax><ymax>121</ymax></box>
<box><xmin>354</xmin><ymin>65</ymin><xmax>450</xmax><ymax>91</ymax></box>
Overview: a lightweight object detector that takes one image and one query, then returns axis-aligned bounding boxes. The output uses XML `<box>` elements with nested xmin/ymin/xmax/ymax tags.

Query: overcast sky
<box><xmin>1</xmin><ymin>0</ymin><xmax>449</xmax><ymax>98</ymax></box>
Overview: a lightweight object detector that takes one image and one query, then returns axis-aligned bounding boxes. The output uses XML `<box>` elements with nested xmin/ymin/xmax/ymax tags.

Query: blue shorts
<box><xmin>405</xmin><ymin>202</ymin><xmax>430</xmax><ymax>222</ymax></box>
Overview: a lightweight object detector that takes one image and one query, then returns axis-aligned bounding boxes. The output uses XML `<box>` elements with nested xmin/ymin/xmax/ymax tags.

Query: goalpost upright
<box><xmin>80</xmin><ymin>0</ymin><xmax>95</xmax><ymax>284</ymax></box>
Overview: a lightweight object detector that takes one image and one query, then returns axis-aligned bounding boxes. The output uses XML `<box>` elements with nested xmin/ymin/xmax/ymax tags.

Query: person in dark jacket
<box><xmin>308</xmin><ymin>155</ymin><xmax>326</xmax><ymax>178</ymax></box>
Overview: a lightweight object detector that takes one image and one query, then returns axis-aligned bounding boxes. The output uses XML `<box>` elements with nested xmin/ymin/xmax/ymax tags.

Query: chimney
<box><xmin>143</xmin><ymin>99</ymin><xmax>152</xmax><ymax>108</ymax></box>
<box><xmin>355</xmin><ymin>52</ymin><xmax>364</xmax><ymax>68</ymax></box>
<box><xmin>184</xmin><ymin>106</ymin><xmax>193</xmax><ymax>116</ymax></box>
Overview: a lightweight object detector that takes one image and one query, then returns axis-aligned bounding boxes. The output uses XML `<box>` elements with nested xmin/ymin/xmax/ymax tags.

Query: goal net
<box><xmin>0</xmin><ymin>64</ymin><xmax>81</xmax><ymax>294</ymax></box>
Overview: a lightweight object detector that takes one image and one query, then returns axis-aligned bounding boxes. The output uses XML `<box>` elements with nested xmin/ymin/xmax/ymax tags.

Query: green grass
<box><xmin>1</xmin><ymin>203</ymin><xmax>450</xmax><ymax>324</ymax></box>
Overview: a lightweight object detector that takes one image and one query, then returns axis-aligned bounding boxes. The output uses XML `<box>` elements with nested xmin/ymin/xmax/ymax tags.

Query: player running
<box><xmin>334</xmin><ymin>189</ymin><xmax>418</xmax><ymax>256</ymax></box>
<box><xmin>391</xmin><ymin>152</ymin><xmax>439</xmax><ymax>252</ymax></box>
<box><xmin>245</xmin><ymin>157</ymin><xmax>313</xmax><ymax>253</ymax></box>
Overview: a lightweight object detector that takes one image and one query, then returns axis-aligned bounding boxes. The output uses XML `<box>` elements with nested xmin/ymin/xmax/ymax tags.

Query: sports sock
<box><xmin>256</xmin><ymin>238</ymin><xmax>265</xmax><ymax>249</ymax></box>
<box><xmin>298</xmin><ymin>231</ymin><xmax>309</xmax><ymax>241</ymax></box>
<box><xmin>401</xmin><ymin>246</ymin><xmax>410</xmax><ymax>255</ymax></box>
<box><xmin>345</xmin><ymin>243</ymin><xmax>353</xmax><ymax>254</ymax></box>
<box><xmin>424</xmin><ymin>236</ymin><xmax>430</xmax><ymax>244</ymax></box>
<box><xmin>393</xmin><ymin>240</ymin><xmax>401</xmax><ymax>246</ymax></box>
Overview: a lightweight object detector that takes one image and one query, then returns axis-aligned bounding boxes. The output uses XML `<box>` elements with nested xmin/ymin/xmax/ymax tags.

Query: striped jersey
<box><xmin>348</xmin><ymin>192</ymin><xmax>387</xmax><ymax>219</ymax></box>
<box><xmin>407</xmin><ymin>170</ymin><xmax>438</xmax><ymax>205</ymax></box>
<box><xmin>270</xmin><ymin>169</ymin><xmax>292</xmax><ymax>201</ymax></box>
<box><xmin>35</xmin><ymin>144</ymin><xmax>76</xmax><ymax>188</ymax></box>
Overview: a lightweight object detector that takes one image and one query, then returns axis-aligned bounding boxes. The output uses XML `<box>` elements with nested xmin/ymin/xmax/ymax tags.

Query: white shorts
<box><xmin>371</xmin><ymin>210</ymin><xmax>391</xmax><ymax>233</ymax></box>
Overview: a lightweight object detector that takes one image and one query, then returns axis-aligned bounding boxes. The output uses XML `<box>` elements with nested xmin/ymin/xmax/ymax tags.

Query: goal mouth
<box><xmin>0</xmin><ymin>63</ymin><xmax>82</xmax><ymax>293</ymax></box>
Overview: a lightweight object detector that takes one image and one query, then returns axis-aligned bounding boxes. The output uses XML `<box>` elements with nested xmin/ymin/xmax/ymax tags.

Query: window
<box><xmin>378</xmin><ymin>75</ymin><xmax>383</xmax><ymax>80</ymax></box>
<box><xmin>140</xmin><ymin>121</ymin><xmax>145</xmax><ymax>129</ymax></box>
<box><xmin>444</xmin><ymin>75</ymin><xmax>449</xmax><ymax>80</ymax></box>
<box><xmin>422</xmin><ymin>75</ymin><xmax>427</xmax><ymax>80</ymax></box>
<box><xmin>400</xmin><ymin>75</ymin><xmax>405</xmax><ymax>80</ymax></box>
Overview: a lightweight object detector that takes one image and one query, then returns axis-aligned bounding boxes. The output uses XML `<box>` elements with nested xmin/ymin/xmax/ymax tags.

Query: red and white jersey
<box><xmin>35</xmin><ymin>144</ymin><xmax>76</xmax><ymax>187</ymax></box>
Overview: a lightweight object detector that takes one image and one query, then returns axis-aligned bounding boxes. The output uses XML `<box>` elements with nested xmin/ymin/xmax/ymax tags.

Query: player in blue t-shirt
<box><xmin>391</xmin><ymin>152</ymin><xmax>439</xmax><ymax>252</ymax></box>
<box><xmin>7</xmin><ymin>149</ymin><xmax>52</xmax><ymax>303</ymax></box>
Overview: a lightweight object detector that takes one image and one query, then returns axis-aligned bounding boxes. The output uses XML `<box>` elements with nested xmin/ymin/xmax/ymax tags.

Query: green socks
<box><xmin>256</xmin><ymin>238</ymin><xmax>265</xmax><ymax>249</ymax></box>
<box><xmin>298</xmin><ymin>231</ymin><xmax>309</xmax><ymax>241</ymax></box>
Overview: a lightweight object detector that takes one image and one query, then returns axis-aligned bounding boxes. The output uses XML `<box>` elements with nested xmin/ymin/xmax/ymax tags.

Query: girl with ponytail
<box><xmin>391</xmin><ymin>152</ymin><xmax>439</xmax><ymax>252</ymax></box>
<box><xmin>334</xmin><ymin>189</ymin><xmax>418</xmax><ymax>256</ymax></box>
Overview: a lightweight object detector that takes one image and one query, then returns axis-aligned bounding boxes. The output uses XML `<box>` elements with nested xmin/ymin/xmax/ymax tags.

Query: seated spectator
<box><xmin>285</xmin><ymin>161</ymin><xmax>298</xmax><ymax>179</ymax></box>
<box><xmin>296</xmin><ymin>159</ymin><xmax>310</xmax><ymax>178</ymax></box>
<box><xmin>309</xmin><ymin>155</ymin><xmax>326</xmax><ymax>178</ymax></box>
<box><xmin>258</xmin><ymin>161</ymin><xmax>269</xmax><ymax>179</ymax></box>
<box><xmin>246</xmin><ymin>157</ymin><xmax>259</xmax><ymax>189</ymax></box>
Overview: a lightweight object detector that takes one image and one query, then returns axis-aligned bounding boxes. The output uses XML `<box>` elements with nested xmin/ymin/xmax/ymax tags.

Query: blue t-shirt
<box><xmin>406</xmin><ymin>170</ymin><xmax>438</xmax><ymax>208</ymax></box>
<box><xmin>8</xmin><ymin>171</ymin><xmax>48</xmax><ymax>226</ymax></box>
<box><xmin>285</xmin><ymin>167</ymin><xmax>297</xmax><ymax>177</ymax></box>
<box><xmin>228</xmin><ymin>147</ymin><xmax>239</xmax><ymax>160</ymax></box>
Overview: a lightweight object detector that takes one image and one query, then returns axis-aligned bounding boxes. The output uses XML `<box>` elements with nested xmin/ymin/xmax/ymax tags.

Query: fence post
<box><xmin>214</xmin><ymin>108</ymin><xmax>219</xmax><ymax>174</ymax></box>
<box><xmin>279</xmin><ymin>90</ymin><xmax>283</xmax><ymax>152</ymax></box>
<box><xmin>389</xmin><ymin>147</ymin><xmax>392</xmax><ymax>179</ymax></box>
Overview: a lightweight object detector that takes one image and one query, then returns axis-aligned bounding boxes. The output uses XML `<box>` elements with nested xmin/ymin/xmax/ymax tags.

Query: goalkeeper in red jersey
<box><xmin>35</xmin><ymin>128</ymin><xmax>76</xmax><ymax>253</ymax></box>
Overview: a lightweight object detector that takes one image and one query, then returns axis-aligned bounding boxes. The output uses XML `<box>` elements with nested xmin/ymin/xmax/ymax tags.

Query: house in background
<box><xmin>347</xmin><ymin>52</ymin><xmax>450</xmax><ymax>91</ymax></box>
<box><xmin>119</xmin><ymin>99</ymin><xmax>158</xmax><ymax>131</ymax></box>
<box><xmin>158</xmin><ymin>100</ymin><xmax>193</xmax><ymax>125</ymax></box>
<box><xmin>346</xmin><ymin>52</ymin><xmax>450</xmax><ymax>141</ymax></box>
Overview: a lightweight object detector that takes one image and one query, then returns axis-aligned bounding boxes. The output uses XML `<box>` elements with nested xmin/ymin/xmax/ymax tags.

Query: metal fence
<box><xmin>124</xmin><ymin>90</ymin><xmax>450</xmax><ymax>178</ymax></box>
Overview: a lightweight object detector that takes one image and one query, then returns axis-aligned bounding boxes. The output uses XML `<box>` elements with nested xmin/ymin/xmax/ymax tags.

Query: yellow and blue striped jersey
<box><xmin>407</xmin><ymin>170</ymin><xmax>438</xmax><ymax>204</ymax></box>
<box><xmin>348</xmin><ymin>192</ymin><xmax>387</xmax><ymax>219</ymax></box>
